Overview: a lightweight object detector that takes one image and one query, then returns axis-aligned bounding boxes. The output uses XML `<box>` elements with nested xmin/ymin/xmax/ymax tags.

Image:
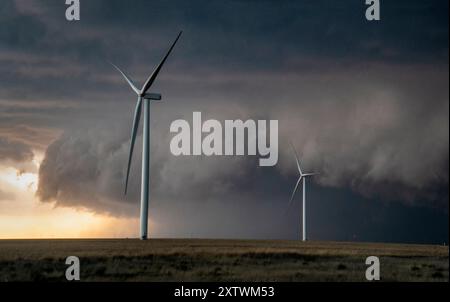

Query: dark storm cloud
<box><xmin>1</xmin><ymin>0</ymin><xmax>448</xmax><ymax>103</ymax></box>
<box><xmin>0</xmin><ymin>1</ymin><xmax>46</xmax><ymax>49</ymax></box>
<box><xmin>0</xmin><ymin>137</ymin><xmax>33</xmax><ymax>163</ymax></box>
<box><xmin>1</xmin><ymin>0</ymin><xmax>448</xmax><ymax>241</ymax></box>
<box><xmin>0</xmin><ymin>136</ymin><xmax>38</xmax><ymax>172</ymax></box>
<box><xmin>36</xmin><ymin>63</ymin><xmax>449</xmax><ymax>214</ymax></box>
<box><xmin>36</xmin><ymin>111</ymin><xmax>260</xmax><ymax>215</ymax></box>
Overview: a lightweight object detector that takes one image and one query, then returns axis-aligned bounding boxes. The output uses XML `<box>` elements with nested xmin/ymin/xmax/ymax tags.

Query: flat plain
<box><xmin>0</xmin><ymin>239</ymin><xmax>447</xmax><ymax>282</ymax></box>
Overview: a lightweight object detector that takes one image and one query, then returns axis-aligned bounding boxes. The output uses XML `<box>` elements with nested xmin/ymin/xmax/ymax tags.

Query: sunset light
<box><xmin>0</xmin><ymin>157</ymin><xmax>140</xmax><ymax>239</ymax></box>
<box><xmin>0</xmin><ymin>168</ymin><xmax>38</xmax><ymax>192</ymax></box>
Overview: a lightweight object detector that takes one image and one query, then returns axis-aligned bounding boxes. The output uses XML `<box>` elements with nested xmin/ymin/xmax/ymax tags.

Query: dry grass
<box><xmin>0</xmin><ymin>239</ymin><xmax>447</xmax><ymax>282</ymax></box>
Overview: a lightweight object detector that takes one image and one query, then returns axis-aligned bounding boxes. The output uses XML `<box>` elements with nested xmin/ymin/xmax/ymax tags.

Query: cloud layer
<box><xmin>36</xmin><ymin>62</ymin><xmax>449</xmax><ymax>215</ymax></box>
<box><xmin>0</xmin><ymin>0</ymin><xmax>448</xmax><ymax>241</ymax></box>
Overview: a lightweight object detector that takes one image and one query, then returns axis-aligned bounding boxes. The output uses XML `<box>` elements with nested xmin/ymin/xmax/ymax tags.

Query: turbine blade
<box><xmin>287</xmin><ymin>176</ymin><xmax>303</xmax><ymax>212</ymax></box>
<box><xmin>140</xmin><ymin>31</ymin><xmax>183</xmax><ymax>94</ymax></box>
<box><xmin>303</xmin><ymin>172</ymin><xmax>320</xmax><ymax>177</ymax></box>
<box><xmin>289</xmin><ymin>142</ymin><xmax>303</xmax><ymax>175</ymax></box>
<box><xmin>124</xmin><ymin>97</ymin><xmax>143</xmax><ymax>194</ymax></box>
<box><xmin>108</xmin><ymin>61</ymin><xmax>140</xmax><ymax>95</ymax></box>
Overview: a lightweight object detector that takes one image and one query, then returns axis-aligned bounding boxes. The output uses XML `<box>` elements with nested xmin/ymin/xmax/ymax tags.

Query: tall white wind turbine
<box><xmin>110</xmin><ymin>31</ymin><xmax>182</xmax><ymax>240</ymax></box>
<box><xmin>288</xmin><ymin>142</ymin><xmax>319</xmax><ymax>242</ymax></box>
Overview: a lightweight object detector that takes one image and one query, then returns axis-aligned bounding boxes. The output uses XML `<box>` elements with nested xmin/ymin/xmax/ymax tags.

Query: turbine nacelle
<box><xmin>299</xmin><ymin>172</ymin><xmax>320</xmax><ymax>179</ymax></box>
<box><xmin>143</xmin><ymin>93</ymin><xmax>162</xmax><ymax>101</ymax></box>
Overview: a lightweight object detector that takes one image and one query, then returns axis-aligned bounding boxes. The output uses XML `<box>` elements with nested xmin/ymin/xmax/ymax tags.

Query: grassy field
<box><xmin>0</xmin><ymin>239</ymin><xmax>447</xmax><ymax>282</ymax></box>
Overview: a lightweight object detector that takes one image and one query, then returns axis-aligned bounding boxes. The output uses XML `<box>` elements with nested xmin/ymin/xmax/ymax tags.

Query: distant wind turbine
<box><xmin>109</xmin><ymin>31</ymin><xmax>182</xmax><ymax>240</ymax></box>
<box><xmin>288</xmin><ymin>142</ymin><xmax>319</xmax><ymax>242</ymax></box>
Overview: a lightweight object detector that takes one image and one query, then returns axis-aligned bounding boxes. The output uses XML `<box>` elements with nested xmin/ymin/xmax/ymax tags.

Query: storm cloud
<box><xmin>36</xmin><ymin>62</ymin><xmax>449</xmax><ymax>214</ymax></box>
<box><xmin>0</xmin><ymin>137</ymin><xmax>33</xmax><ymax>163</ymax></box>
<box><xmin>1</xmin><ymin>0</ymin><xmax>448</xmax><ymax>241</ymax></box>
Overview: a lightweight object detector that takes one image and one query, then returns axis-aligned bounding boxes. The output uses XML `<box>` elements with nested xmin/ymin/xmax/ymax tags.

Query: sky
<box><xmin>0</xmin><ymin>0</ymin><xmax>448</xmax><ymax>243</ymax></box>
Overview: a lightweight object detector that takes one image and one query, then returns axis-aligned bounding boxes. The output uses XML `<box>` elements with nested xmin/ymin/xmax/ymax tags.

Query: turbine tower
<box><xmin>288</xmin><ymin>142</ymin><xmax>319</xmax><ymax>242</ymax></box>
<box><xmin>110</xmin><ymin>31</ymin><xmax>182</xmax><ymax>240</ymax></box>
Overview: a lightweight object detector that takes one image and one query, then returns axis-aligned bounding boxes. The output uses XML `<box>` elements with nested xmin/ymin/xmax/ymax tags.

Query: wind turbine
<box><xmin>110</xmin><ymin>31</ymin><xmax>182</xmax><ymax>240</ymax></box>
<box><xmin>288</xmin><ymin>142</ymin><xmax>319</xmax><ymax>242</ymax></box>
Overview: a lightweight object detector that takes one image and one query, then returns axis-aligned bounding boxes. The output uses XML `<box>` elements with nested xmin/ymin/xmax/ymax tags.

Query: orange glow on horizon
<box><xmin>0</xmin><ymin>211</ymin><xmax>141</xmax><ymax>239</ymax></box>
<box><xmin>0</xmin><ymin>154</ymin><xmax>149</xmax><ymax>239</ymax></box>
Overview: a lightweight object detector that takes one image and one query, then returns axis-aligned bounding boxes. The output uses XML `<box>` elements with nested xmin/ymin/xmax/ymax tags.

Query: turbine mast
<box><xmin>303</xmin><ymin>177</ymin><xmax>306</xmax><ymax>242</ymax></box>
<box><xmin>140</xmin><ymin>99</ymin><xmax>150</xmax><ymax>240</ymax></box>
<box><xmin>288</xmin><ymin>142</ymin><xmax>319</xmax><ymax>242</ymax></box>
<box><xmin>111</xmin><ymin>32</ymin><xmax>182</xmax><ymax>240</ymax></box>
